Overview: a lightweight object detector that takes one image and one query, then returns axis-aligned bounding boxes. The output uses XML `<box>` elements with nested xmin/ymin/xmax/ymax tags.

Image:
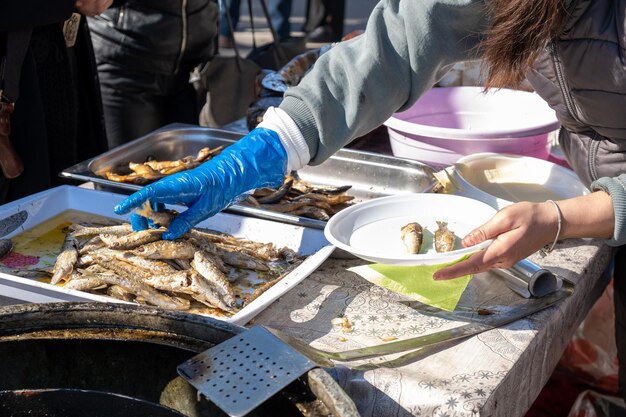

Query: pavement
<box><xmin>223</xmin><ymin>0</ymin><xmax>379</xmax><ymax>55</ymax></box>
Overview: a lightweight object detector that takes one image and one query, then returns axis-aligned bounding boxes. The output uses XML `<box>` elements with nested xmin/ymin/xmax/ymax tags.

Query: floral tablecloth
<box><xmin>252</xmin><ymin>238</ymin><xmax>614</xmax><ymax>417</ymax></box>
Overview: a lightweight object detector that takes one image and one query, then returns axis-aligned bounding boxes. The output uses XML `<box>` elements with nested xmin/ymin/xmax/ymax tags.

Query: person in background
<box><xmin>218</xmin><ymin>0</ymin><xmax>293</xmax><ymax>48</ymax></box>
<box><xmin>0</xmin><ymin>0</ymin><xmax>110</xmax><ymax>204</ymax></box>
<box><xmin>87</xmin><ymin>0</ymin><xmax>219</xmax><ymax>149</ymax></box>
<box><xmin>303</xmin><ymin>0</ymin><xmax>345</xmax><ymax>43</ymax></box>
<box><xmin>116</xmin><ymin>0</ymin><xmax>626</xmax><ymax>402</ymax></box>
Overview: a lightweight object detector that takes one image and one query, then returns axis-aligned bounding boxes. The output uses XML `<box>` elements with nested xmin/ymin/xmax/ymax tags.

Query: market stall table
<box><xmin>0</xmin><ymin>186</ymin><xmax>614</xmax><ymax>417</ymax></box>
<box><xmin>0</xmin><ymin>212</ymin><xmax>613</xmax><ymax>416</ymax></box>
<box><xmin>0</xmin><ymin>121</ymin><xmax>613</xmax><ymax>416</ymax></box>
<box><xmin>249</xmin><ymin>240</ymin><xmax>613</xmax><ymax>417</ymax></box>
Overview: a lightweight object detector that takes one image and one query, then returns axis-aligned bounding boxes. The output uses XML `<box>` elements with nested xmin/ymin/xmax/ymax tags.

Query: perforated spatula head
<box><xmin>177</xmin><ymin>326</ymin><xmax>318</xmax><ymax>417</ymax></box>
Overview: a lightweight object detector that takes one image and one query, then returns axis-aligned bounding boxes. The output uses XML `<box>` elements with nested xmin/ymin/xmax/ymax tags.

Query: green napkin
<box><xmin>348</xmin><ymin>256</ymin><xmax>472</xmax><ymax>311</ymax></box>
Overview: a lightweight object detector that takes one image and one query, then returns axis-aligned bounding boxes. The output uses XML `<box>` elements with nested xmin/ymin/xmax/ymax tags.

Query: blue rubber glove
<box><xmin>114</xmin><ymin>128</ymin><xmax>288</xmax><ymax>239</ymax></box>
<box><xmin>129</xmin><ymin>202</ymin><xmax>165</xmax><ymax>230</ymax></box>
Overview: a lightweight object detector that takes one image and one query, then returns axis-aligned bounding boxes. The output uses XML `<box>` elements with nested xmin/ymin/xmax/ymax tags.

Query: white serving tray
<box><xmin>0</xmin><ymin>185</ymin><xmax>334</xmax><ymax>325</ymax></box>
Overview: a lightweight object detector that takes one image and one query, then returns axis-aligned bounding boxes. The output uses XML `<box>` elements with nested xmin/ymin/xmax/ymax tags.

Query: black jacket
<box><xmin>88</xmin><ymin>0</ymin><xmax>219</xmax><ymax>75</ymax></box>
<box><xmin>0</xmin><ymin>1</ymin><xmax>108</xmax><ymax>202</ymax></box>
<box><xmin>0</xmin><ymin>0</ymin><xmax>74</xmax><ymax>101</ymax></box>
<box><xmin>527</xmin><ymin>0</ymin><xmax>626</xmax><ymax>187</ymax></box>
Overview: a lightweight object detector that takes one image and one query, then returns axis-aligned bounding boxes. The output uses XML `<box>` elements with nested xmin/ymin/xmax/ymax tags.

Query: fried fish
<box><xmin>400</xmin><ymin>222</ymin><xmax>423</xmax><ymax>254</ymax></box>
<box><xmin>434</xmin><ymin>221</ymin><xmax>455</xmax><ymax>253</ymax></box>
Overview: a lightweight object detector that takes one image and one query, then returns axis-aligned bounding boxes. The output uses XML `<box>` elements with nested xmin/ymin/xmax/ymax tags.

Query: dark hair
<box><xmin>481</xmin><ymin>0</ymin><xmax>567</xmax><ymax>89</ymax></box>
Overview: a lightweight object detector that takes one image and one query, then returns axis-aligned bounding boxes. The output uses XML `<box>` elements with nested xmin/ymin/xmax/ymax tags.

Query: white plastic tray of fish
<box><xmin>0</xmin><ymin>185</ymin><xmax>334</xmax><ymax>325</ymax></box>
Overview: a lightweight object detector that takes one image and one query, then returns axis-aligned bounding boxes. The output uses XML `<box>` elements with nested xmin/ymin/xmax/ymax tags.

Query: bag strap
<box><xmin>247</xmin><ymin>0</ymin><xmax>257</xmax><ymax>50</ymax></box>
<box><xmin>220</xmin><ymin>0</ymin><xmax>245</xmax><ymax>72</ymax></box>
<box><xmin>256</xmin><ymin>0</ymin><xmax>281</xmax><ymax>46</ymax></box>
<box><xmin>247</xmin><ymin>0</ymin><xmax>282</xmax><ymax>46</ymax></box>
<box><xmin>247</xmin><ymin>0</ymin><xmax>287</xmax><ymax>62</ymax></box>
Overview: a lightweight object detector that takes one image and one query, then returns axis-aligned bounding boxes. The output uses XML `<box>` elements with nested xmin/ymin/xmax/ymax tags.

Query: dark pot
<box><xmin>0</xmin><ymin>302</ymin><xmax>359</xmax><ymax>417</ymax></box>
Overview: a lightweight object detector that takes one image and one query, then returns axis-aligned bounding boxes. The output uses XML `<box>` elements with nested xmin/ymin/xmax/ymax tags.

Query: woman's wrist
<box><xmin>556</xmin><ymin>191</ymin><xmax>614</xmax><ymax>240</ymax></box>
<box><xmin>539</xmin><ymin>200</ymin><xmax>562</xmax><ymax>257</ymax></box>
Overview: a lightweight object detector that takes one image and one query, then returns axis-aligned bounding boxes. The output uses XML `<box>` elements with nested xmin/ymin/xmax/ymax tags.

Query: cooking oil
<box><xmin>0</xmin><ymin>210</ymin><xmax>118</xmax><ymax>280</ymax></box>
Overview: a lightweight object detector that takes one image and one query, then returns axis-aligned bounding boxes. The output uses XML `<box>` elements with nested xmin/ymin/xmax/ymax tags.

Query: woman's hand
<box><xmin>434</xmin><ymin>191</ymin><xmax>616</xmax><ymax>280</ymax></box>
<box><xmin>74</xmin><ymin>0</ymin><xmax>113</xmax><ymax>16</ymax></box>
<box><xmin>433</xmin><ymin>201</ymin><xmax>559</xmax><ymax>280</ymax></box>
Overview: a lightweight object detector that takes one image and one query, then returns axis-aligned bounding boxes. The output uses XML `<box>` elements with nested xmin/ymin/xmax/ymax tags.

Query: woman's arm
<box><xmin>433</xmin><ymin>190</ymin><xmax>615</xmax><ymax>280</ymax></box>
<box><xmin>590</xmin><ymin>174</ymin><xmax>626</xmax><ymax>246</ymax></box>
<box><xmin>279</xmin><ymin>0</ymin><xmax>489</xmax><ymax>167</ymax></box>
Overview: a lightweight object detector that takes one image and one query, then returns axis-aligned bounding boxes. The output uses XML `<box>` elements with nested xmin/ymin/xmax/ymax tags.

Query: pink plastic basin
<box><xmin>383</xmin><ymin>87</ymin><xmax>560</xmax><ymax>166</ymax></box>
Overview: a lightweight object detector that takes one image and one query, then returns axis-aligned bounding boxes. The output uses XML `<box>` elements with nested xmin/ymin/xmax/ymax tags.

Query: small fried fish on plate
<box><xmin>324</xmin><ymin>193</ymin><xmax>497</xmax><ymax>266</ymax></box>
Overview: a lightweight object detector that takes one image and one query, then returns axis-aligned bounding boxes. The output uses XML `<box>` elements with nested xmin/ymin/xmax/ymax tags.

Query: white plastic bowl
<box><xmin>451</xmin><ymin>153</ymin><xmax>589</xmax><ymax>210</ymax></box>
<box><xmin>384</xmin><ymin>87</ymin><xmax>560</xmax><ymax>166</ymax></box>
<box><xmin>324</xmin><ymin>193</ymin><xmax>497</xmax><ymax>266</ymax></box>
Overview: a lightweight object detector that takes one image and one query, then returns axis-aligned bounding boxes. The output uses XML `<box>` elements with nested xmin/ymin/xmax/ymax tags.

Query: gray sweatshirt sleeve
<box><xmin>279</xmin><ymin>0</ymin><xmax>488</xmax><ymax>165</ymax></box>
<box><xmin>590</xmin><ymin>175</ymin><xmax>626</xmax><ymax>246</ymax></box>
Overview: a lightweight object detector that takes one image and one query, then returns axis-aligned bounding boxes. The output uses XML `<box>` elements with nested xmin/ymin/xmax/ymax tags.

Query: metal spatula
<box><xmin>177</xmin><ymin>326</ymin><xmax>330</xmax><ymax>417</ymax></box>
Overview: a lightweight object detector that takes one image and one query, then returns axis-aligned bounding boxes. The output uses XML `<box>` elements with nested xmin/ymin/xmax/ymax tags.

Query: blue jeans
<box><xmin>220</xmin><ymin>0</ymin><xmax>292</xmax><ymax>41</ymax></box>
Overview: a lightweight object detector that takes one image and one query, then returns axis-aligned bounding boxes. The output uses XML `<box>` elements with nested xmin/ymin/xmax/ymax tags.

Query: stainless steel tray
<box><xmin>62</xmin><ymin>124</ymin><xmax>437</xmax><ymax>229</ymax></box>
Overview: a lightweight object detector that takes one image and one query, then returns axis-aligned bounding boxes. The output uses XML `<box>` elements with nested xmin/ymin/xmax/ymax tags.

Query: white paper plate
<box><xmin>324</xmin><ymin>193</ymin><xmax>497</xmax><ymax>265</ymax></box>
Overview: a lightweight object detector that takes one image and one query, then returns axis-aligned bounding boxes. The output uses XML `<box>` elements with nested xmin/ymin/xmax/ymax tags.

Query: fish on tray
<box><xmin>241</xmin><ymin>171</ymin><xmax>356</xmax><ymax>221</ymax></box>
<box><xmin>98</xmin><ymin>149</ymin><xmax>355</xmax><ymax>221</ymax></box>
<box><xmin>44</xmin><ymin>220</ymin><xmax>301</xmax><ymax>317</ymax></box>
<box><xmin>96</xmin><ymin>146</ymin><xmax>224</xmax><ymax>185</ymax></box>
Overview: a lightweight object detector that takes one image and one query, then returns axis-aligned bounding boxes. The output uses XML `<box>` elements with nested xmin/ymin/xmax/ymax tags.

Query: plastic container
<box><xmin>384</xmin><ymin>87</ymin><xmax>560</xmax><ymax>166</ymax></box>
<box><xmin>451</xmin><ymin>153</ymin><xmax>589</xmax><ymax>210</ymax></box>
<box><xmin>548</xmin><ymin>143</ymin><xmax>571</xmax><ymax>169</ymax></box>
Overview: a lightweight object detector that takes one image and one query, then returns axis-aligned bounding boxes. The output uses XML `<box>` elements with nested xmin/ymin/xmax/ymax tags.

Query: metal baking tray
<box><xmin>61</xmin><ymin>124</ymin><xmax>437</xmax><ymax>229</ymax></box>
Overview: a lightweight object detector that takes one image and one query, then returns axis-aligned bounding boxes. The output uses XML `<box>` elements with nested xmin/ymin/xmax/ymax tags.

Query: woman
<box><xmin>115</xmin><ymin>0</ymin><xmax>626</xmax><ymax>400</ymax></box>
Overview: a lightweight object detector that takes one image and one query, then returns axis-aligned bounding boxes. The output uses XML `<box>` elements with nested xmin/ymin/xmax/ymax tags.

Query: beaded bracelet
<box><xmin>539</xmin><ymin>199</ymin><xmax>562</xmax><ymax>257</ymax></box>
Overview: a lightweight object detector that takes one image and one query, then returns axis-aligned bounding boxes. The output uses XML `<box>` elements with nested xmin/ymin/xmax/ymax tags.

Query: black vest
<box><xmin>527</xmin><ymin>0</ymin><xmax>626</xmax><ymax>186</ymax></box>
